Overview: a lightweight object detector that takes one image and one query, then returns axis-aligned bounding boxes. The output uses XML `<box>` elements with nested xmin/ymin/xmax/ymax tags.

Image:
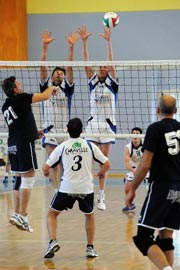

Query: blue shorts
<box><xmin>8</xmin><ymin>136</ymin><xmax>38</xmax><ymax>173</ymax></box>
<box><xmin>50</xmin><ymin>192</ymin><xmax>94</xmax><ymax>214</ymax></box>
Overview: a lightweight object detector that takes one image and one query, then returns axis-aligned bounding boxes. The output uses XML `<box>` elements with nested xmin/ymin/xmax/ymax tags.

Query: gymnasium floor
<box><xmin>0</xmin><ymin>177</ymin><xmax>180</xmax><ymax>270</ymax></box>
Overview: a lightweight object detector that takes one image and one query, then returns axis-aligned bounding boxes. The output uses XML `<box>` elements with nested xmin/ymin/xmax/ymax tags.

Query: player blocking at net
<box><xmin>40</xmin><ymin>30</ymin><xmax>79</xmax><ymax>192</ymax></box>
<box><xmin>77</xmin><ymin>25</ymin><xmax>119</xmax><ymax>210</ymax></box>
<box><xmin>1</xmin><ymin>76</ymin><xmax>57</xmax><ymax>232</ymax></box>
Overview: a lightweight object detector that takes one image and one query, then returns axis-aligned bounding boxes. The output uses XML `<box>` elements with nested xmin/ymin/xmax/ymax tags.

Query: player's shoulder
<box><xmin>125</xmin><ymin>142</ymin><xmax>132</xmax><ymax>150</ymax></box>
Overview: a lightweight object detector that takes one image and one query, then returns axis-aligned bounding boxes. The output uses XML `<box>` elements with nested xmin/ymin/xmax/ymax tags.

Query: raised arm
<box><xmin>40</xmin><ymin>30</ymin><xmax>55</xmax><ymax>81</ymax></box>
<box><xmin>99</xmin><ymin>27</ymin><xmax>117</xmax><ymax>80</ymax></box>
<box><xmin>77</xmin><ymin>25</ymin><xmax>94</xmax><ymax>79</ymax></box>
<box><xmin>65</xmin><ymin>31</ymin><xmax>79</xmax><ymax>84</ymax></box>
<box><xmin>32</xmin><ymin>86</ymin><xmax>57</xmax><ymax>103</ymax></box>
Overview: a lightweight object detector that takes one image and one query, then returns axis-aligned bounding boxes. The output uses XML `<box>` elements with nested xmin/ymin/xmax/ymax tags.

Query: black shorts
<box><xmin>8</xmin><ymin>136</ymin><xmax>38</xmax><ymax>173</ymax></box>
<box><xmin>50</xmin><ymin>192</ymin><xmax>94</xmax><ymax>214</ymax></box>
<box><xmin>138</xmin><ymin>181</ymin><xmax>180</xmax><ymax>230</ymax></box>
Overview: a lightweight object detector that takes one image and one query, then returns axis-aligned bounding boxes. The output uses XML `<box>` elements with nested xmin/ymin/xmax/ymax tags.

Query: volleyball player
<box><xmin>126</xmin><ymin>95</ymin><xmax>180</xmax><ymax>270</ymax></box>
<box><xmin>2</xmin><ymin>76</ymin><xmax>57</xmax><ymax>232</ymax></box>
<box><xmin>43</xmin><ymin>118</ymin><xmax>110</xmax><ymax>259</ymax></box>
<box><xmin>122</xmin><ymin>127</ymin><xmax>148</xmax><ymax>212</ymax></box>
<box><xmin>77</xmin><ymin>25</ymin><xmax>119</xmax><ymax>211</ymax></box>
<box><xmin>40</xmin><ymin>30</ymin><xmax>79</xmax><ymax>192</ymax></box>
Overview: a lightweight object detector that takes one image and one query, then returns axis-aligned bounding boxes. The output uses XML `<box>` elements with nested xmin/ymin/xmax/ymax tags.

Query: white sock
<box><xmin>163</xmin><ymin>266</ymin><xmax>173</xmax><ymax>270</ymax></box>
<box><xmin>99</xmin><ymin>190</ymin><xmax>104</xmax><ymax>195</ymax></box>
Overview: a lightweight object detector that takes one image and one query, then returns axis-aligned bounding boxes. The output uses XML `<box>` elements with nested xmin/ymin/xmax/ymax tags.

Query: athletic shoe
<box><xmin>9</xmin><ymin>213</ymin><xmax>19</xmax><ymax>226</ymax></box>
<box><xmin>2</xmin><ymin>176</ymin><xmax>8</xmax><ymax>184</ymax></box>
<box><xmin>96</xmin><ymin>193</ymin><xmax>106</xmax><ymax>211</ymax></box>
<box><xmin>44</xmin><ymin>240</ymin><xmax>60</xmax><ymax>259</ymax></box>
<box><xmin>122</xmin><ymin>202</ymin><xmax>136</xmax><ymax>212</ymax></box>
<box><xmin>86</xmin><ymin>246</ymin><xmax>98</xmax><ymax>258</ymax></box>
<box><xmin>9</xmin><ymin>213</ymin><xmax>33</xmax><ymax>232</ymax></box>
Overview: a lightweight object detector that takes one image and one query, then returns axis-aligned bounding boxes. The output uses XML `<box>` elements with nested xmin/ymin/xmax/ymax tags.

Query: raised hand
<box><xmin>40</xmin><ymin>30</ymin><xmax>55</xmax><ymax>46</ymax></box>
<box><xmin>66</xmin><ymin>31</ymin><xmax>79</xmax><ymax>47</ymax></box>
<box><xmin>99</xmin><ymin>26</ymin><xmax>111</xmax><ymax>41</ymax></box>
<box><xmin>77</xmin><ymin>25</ymin><xmax>92</xmax><ymax>41</ymax></box>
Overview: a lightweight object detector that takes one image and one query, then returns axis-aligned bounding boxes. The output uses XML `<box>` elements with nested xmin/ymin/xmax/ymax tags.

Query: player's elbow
<box><xmin>104</xmin><ymin>160</ymin><xmax>111</xmax><ymax>172</ymax></box>
<box><xmin>42</xmin><ymin>164</ymin><xmax>50</xmax><ymax>177</ymax></box>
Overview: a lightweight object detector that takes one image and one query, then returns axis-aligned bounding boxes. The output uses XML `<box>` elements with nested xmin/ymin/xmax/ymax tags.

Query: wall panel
<box><xmin>0</xmin><ymin>0</ymin><xmax>27</xmax><ymax>60</ymax></box>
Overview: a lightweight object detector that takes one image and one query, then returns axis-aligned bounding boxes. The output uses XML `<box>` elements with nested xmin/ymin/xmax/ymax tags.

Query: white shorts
<box><xmin>126</xmin><ymin>172</ymin><xmax>134</xmax><ymax>181</ymax></box>
<box><xmin>85</xmin><ymin>117</ymin><xmax>116</xmax><ymax>144</ymax></box>
<box><xmin>42</xmin><ymin>128</ymin><xmax>68</xmax><ymax>147</ymax></box>
<box><xmin>126</xmin><ymin>171</ymin><xmax>149</xmax><ymax>182</ymax></box>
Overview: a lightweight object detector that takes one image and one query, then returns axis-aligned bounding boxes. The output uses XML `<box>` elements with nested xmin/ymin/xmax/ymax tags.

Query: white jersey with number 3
<box><xmin>46</xmin><ymin>137</ymin><xmax>108</xmax><ymax>194</ymax></box>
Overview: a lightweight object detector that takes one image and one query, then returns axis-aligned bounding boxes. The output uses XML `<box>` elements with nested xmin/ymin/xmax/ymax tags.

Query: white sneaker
<box><xmin>86</xmin><ymin>246</ymin><xmax>98</xmax><ymax>258</ymax></box>
<box><xmin>9</xmin><ymin>213</ymin><xmax>33</xmax><ymax>233</ymax></box>
<box><xmin>44</xmin><ymin>239</ymin><xmax>60</xmax><ymax>259</ymax></box>
<box><xmin>96</xmin><ymin>193</ymin><xmax>106</xmax><ymax>211</ymax></box>
<box><xmin>9</xmin><ymin>213</ymin><xmax>18</xmax><ymax>226</ymax></box>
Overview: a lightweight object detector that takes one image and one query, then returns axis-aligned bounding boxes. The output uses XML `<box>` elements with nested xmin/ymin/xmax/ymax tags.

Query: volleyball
<box><xmin>103</xmin><ymin>12</ymin><xmax>119</xmax><ymax>28</ymax></box>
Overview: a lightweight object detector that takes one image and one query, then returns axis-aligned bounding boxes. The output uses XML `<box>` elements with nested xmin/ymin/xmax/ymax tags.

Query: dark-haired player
<box><xmin>40</xmin><ymin>30</ymin><xmax>79</xmax><ymax>192</ymax></box>
<box><xmin>2</xmin><ymin>76</ymin><xmax>57</xmax><ymax>232</ymax></box>
<box><xmin>43</xmin><ymin>118</ymin><xmax>110</xmax><ymax>259</ymax></box>
<box><xmin>77</xmin><ymin>25</ymin><xmax>118</xmax><ymax>211</ymax></box>
<box><xmin>122</xmin><ymin>127</ymin><xmax>148</xmax><ymax>212</ymax></box>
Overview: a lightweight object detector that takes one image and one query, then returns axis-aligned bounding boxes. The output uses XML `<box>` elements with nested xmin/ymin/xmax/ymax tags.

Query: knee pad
<box><xmin>20</xmin><ymin>177</ymin><xmax>35</xmax><ymax>189</ymax></box>
<box><xmin>155</xmin><ymin>236</ymin><xmax>174</xmax><ymax>251</ymax></box>
<box><xmin>133</xmin><ymin>226</ymin><xmax>156</xmax><ymax>256</ymax></box>
<box><xmin>13</xmin><ymin>176</ymin><xmax>21</xmax><ymax>190</ymax></box>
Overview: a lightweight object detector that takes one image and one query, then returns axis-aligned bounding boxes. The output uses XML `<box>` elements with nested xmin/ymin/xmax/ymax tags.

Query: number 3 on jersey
<box><xmin>71</xmin><ymin>155</ymin><xmax>82</xmax><ymax>171</ymax></box>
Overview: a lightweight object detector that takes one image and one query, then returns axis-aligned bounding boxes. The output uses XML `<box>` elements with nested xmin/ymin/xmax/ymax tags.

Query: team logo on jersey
<box><xmin>65</xmin><ymin>142</ymin><xmax>88</xmax><ymax>155</ymax></box>
<box><xmin>72</xmin><ymin>142</ymin><xmax>81</xmax><ymax>148</ymax></box>
<box><xmin>8</xmin><ymin>145</ymin><xmax>17</xmax><ymax>155</ymax></box>
<box><xmin>95</xmin><ymin>93</ymin><xmax>111</xmax><ymax>103</ymax></box>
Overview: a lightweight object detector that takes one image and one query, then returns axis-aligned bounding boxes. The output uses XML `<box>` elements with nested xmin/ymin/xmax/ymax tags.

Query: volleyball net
<box><xmin>0</xmin><ymin>60</ymin><xmax>180</xmax><ymax>174</ymax></box>
<box><xmin>1</xmin><ymin>60</ymin><xmax>180</xmax><ymax>138</ymax></box>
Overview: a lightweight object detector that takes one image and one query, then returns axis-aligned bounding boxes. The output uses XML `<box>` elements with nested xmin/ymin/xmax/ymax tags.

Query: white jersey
<box><xmin>39</xmin><ymin>77</ymin><xmax>74</xmax><ymax>132</ymax></box>
<box><xmin>126</xmin><ymin>142</ymin><xmax>143</xmax><ymax>168</ymax></box>
<box><xmin>46</xmin><ymin>137</ymin><xmax>108</xmax><ymax>194</ymax></box>
<box><xmin>88</xmin><ymin>73</ymin><xmax>118</xmax><ymax>125</ymax></box>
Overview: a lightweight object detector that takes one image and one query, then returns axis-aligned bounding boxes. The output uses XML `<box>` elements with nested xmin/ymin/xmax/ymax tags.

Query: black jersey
<box><xmin>143</xmin><ymin>118</ymin><xmax>180</xmax><ymax>182</ymax></box>
<box><xmin>2</xmin><ymin>93</ymin><xmax>39</xmax><ymax>142</ymax></box>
